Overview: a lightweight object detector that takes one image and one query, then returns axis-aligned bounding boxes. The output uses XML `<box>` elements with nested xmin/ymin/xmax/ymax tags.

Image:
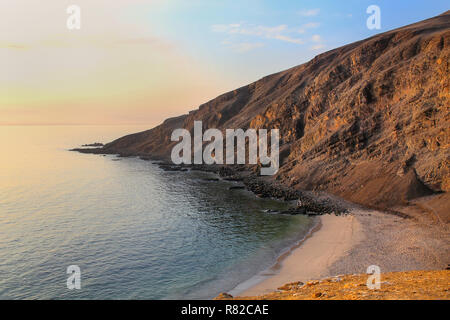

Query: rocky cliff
<box><xmin>96</xmin><ymin>12</ymin><xmax>449</xmax><ymax>209</ymax></box>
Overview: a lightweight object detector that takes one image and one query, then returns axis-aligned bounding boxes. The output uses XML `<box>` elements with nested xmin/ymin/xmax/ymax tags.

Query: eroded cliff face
<box><xmin>102</xmin><ymin>12</ymin><xmax>450</xmax><ymax>208</ymax></box>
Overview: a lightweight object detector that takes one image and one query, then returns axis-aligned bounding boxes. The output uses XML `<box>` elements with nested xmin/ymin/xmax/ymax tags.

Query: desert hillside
<box><xmin>88</xmin><ymin>11</ymin><xmax>449</xmax><ymax>209</ymax></box>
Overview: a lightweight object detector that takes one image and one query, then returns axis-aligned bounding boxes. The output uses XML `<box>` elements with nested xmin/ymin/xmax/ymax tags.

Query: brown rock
<box><xmin>80</xmin><ymin>11</ymin><xmax>450</xmax><ymax>209</ymax></box>
<box><xmin>313</xmin><ymin>292</ymin><xmax>323</xmax><ymax>298</ymax></box>
<box><xmin>214</xmin><ymin>293</ymin><xmax>233</xmax><ymax>300</ymax></box>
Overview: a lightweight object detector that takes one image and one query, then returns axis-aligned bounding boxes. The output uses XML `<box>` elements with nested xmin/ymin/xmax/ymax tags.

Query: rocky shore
<box><xmin>70</xmin><ymin>12</ymin><xmax>449</xmax><ymax>219</ymax></box>
<box><xmin>71</xmin><ymin>142</ymin><xmax>449</xmax><ymax>301</ymax></box>
<box><xmin>215</xmin><ymin>270</ymin><xmax>450</xmax><ymax>300</ymax></box>
<box><xmin>70</xmin><ymin>147</ymin><xmax>350</xmax><ymax>216</ymax></box>
<box><xmin>71</xmin><ymin>12</ymin><xmax>449</xmax><ymax>214</ymax></box>
<box><xmin>69</xmin><ymin>12</ymin><xmax>449</xmax><ymax>300</ymax></box>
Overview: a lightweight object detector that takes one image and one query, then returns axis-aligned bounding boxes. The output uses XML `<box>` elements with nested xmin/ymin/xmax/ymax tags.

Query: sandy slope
<box><xmin>225</xmin><ymin>193</ymin><xmax>449</xmax><ymax>299</ymax></box>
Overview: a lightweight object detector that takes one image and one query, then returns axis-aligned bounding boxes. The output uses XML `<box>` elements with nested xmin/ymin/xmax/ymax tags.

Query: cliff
<box><xmin>92</xmin><ymin>12</ymin><xmax>450</xmax><ymax>209</ymax></box>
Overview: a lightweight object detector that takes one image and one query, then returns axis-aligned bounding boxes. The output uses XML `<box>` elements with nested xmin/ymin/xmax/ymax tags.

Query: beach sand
<box><xmin>235</xmin><ymin>214</ymin><xmax>364</xmax><ymax>296</ymax></box>
<box><xmin>232</xmin><ymin>195</ymin><xmax>449</xmax><ymax>298</ymax></box>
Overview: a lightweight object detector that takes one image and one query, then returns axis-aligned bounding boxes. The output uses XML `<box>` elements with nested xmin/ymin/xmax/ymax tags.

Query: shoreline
<box><xmin>231</xmin><ymin>213</ymin><xmax>363</xmax><ymax>297</ymax></box>
<box><xmin>228</xmin><ymin>216</ymin><xmax>322</xmax><ymax>296</ymax></box>
<box><xmin>226</xmin><ymin>200</ymin><xmax>449</xmax><ymax>299</ymax></box>
<box><xmin>71</xmin><ymin>149</ymin><xmax>449</xmax><ymax>299</ymax></box>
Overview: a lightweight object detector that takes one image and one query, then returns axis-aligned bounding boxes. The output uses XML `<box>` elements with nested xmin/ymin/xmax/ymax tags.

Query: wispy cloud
<box><xmin>298</xmin><ymin>8</ymin><xmax>320</xmax><ymax>17</ymax></box>
<box><xmin>297</xmin><ymin>22</ymin><xmax>320</xmax><ymax>34</ymax></box>
<box><xmin>212</xmin><ymin>23</ymin><xmax>304</xmax><ymax>45</ymax></box>
<box><xmin>310</xmin><ymin>34</ymin><xmax>325</xmax><ymax>51</ymax></box>
<box><xmin>311</xmin><ymin>34</ymin><xmax>322</xmax><ymax>42</ymax></box>
<box><xmin>222</xmin><ymin>41</ymin><xmax>265</xmax><ymax>53</ymax></box>
<box><xmin>311</xmin><ymin>44</ymin><xmax>326</xmax><ymax>50</ymax></box>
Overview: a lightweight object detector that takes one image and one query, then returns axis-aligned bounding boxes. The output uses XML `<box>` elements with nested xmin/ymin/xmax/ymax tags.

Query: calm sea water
<box><xmin>0</xmin><ymin>126</ymin><xmax>313</xmax><ymax>299</ymax></box>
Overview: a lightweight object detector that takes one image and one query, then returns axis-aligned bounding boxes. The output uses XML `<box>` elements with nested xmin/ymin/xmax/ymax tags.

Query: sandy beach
<box><xmin>232</xmin><ymin>196</ymin><xmax>449</xmax><ymax>298</ymax></box>
<box><xmin>234</xmin><ymin>214</ymin><xmax>364</xmax><ymax>296</ymax></box>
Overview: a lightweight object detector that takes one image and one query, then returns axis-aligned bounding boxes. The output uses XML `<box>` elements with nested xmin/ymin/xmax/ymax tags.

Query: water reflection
<box><xmin>0</xmin><ymin>126</ymin><xmax>313</xmax><ymax>299</ymax></box>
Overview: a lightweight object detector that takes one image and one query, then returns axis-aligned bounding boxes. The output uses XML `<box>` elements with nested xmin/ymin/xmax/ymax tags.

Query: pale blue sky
<box><xmin>129</xmin><ymin>0</ymin><xmax>449</xmax><ymax>86</ymax></box>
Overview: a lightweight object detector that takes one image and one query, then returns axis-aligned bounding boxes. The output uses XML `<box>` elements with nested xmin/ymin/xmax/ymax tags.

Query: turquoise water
<box><xmin>0</xmin><ymin>126</ymin><xmax>313</xmax><ymax>299</ymax></box>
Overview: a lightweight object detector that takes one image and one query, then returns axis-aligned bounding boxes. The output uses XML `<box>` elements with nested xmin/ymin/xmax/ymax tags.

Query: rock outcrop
<box><xmin>89</xmin><ymin>12</ymin><xmax>450</xmax><ymax>209</ymax></box>
<box><xmin>215</xmin><ymin>270</ymin><xmax>450</xmax><ymax>300</ymax></box>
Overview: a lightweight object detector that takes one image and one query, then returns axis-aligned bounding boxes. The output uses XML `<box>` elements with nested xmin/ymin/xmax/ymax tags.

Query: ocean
<box><xmin>0</xmin><ymin>125</ymin><xmax>314</xmax><ymax>299</ymax></box>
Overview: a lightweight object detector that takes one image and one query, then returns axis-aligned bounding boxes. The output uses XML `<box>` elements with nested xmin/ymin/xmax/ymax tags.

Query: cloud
<box><xmin>297</xmin><ymin>22</ymin><xmax>320</xmax><ymax>34</ymax></box>
<box><xmin>211</xmin><ymin>24</ymin><xmax>240</xmax><ymax>33</ymax></box>
<box><xmin>273</xmin><ymin>35</ymin><xmax>303</xmax><ymax>44</ymax></box>
<box><xmin>212</xmin><ymin>23</ymin><xmax>303</xmax><ymax>45</ymax></box>
<box><xmin>310</xmin><ymin>34</ymin><xmax>325</xmax><ymax>50</ymax></box>
<box><xmin>310</xmin><ymin>44</ymin><xmax>326</xmax><ymax>50</ymax></box>
<box><xmin>298</xmin><ymin>8</ymin><xmax>320</xmax><ymax>17</ymax></box>
<box><xmin>229</xmin><ymin>42</ymin><xmax>265</xmax><ymax>53</ymax></box>
<box><xmin>311</xmin><ymin>34</ymin><xmax>321</xmax><ymax>42</ymax></box>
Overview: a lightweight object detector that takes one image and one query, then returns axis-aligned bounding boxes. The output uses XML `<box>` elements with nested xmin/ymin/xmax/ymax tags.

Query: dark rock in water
<box><xmin>156</xmin><ymin>162</ymin><xmax>173</xmax><ymax>166</ymax></box>
<box><xmin>263</xmin><ymin>209</ymin><xmax>279</xmax><ymax>214</ymax></box>
<box><xmin>279</xmin><ymin>207</ymin><xmax>308</xmax><ymax>215</ymax></box>
<box><xmin>203</xmin><ymin>178</ymin><xmax>220</xmax><ymax>182</ymax></box>
<box><xmin>218</xmin><ymin>167</ymin><xmax>235</xmax><ymax>177</ymax></box>
<box><xmin>189</xmin><ymin>164</ymin><xmax>220</xmax><ymax>173</ymax></box>
<box><xmin>229</xmin><ymin>186</ymin><xmax>245</xmax><ymax>190</ymax></box>
<box><xmin>70</xmin><ymin>147</ymin><xmax>107</xmax><ymax>154</ymax></box>
<box><xmin>223</xmin><ymin>176</ymin><xmax>243</xmax><ymax>182</ymax></box>
<box><xmin>111</xmin><ymin>158</ymin><xmax>122</xmax><ymax>161</ymax></box>
<box><xmin>159</xmin><ymin>164</ymin><xmax>187</xmax><ymax>172</ymax></box>
<box><xmin>257</xmin><ymin>193</ymin><xmax>269</xmax><ymax>198</ymax></box>
<box><xmin>244</xmin><ymin>179</ymin><xmax>300</xmax><ymax>201</ymax></box>
<box><xmin>293</xmin><ymin>207</ymin><xmax>307</xmax><ymax>215</ymax></box>
<box><xmin>157</xmin><ymin>162</ymin><xmax>189</xmax><ymax>171</ymax></box>
<box><xmin>117</xmin><ymin>153</ymin><xmax>134</xmax><ymax>158</ymax></box>
<box><xmin>82</xmin><ymin>142</ymin><xmax>103</xmax><ymax>147</ymax></box>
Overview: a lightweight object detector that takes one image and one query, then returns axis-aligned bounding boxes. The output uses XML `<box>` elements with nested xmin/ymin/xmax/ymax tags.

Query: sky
<box><xmin>1</xmin><ymin>0</ymin><xmax>448</xmax><ymax>126</ymax></box>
